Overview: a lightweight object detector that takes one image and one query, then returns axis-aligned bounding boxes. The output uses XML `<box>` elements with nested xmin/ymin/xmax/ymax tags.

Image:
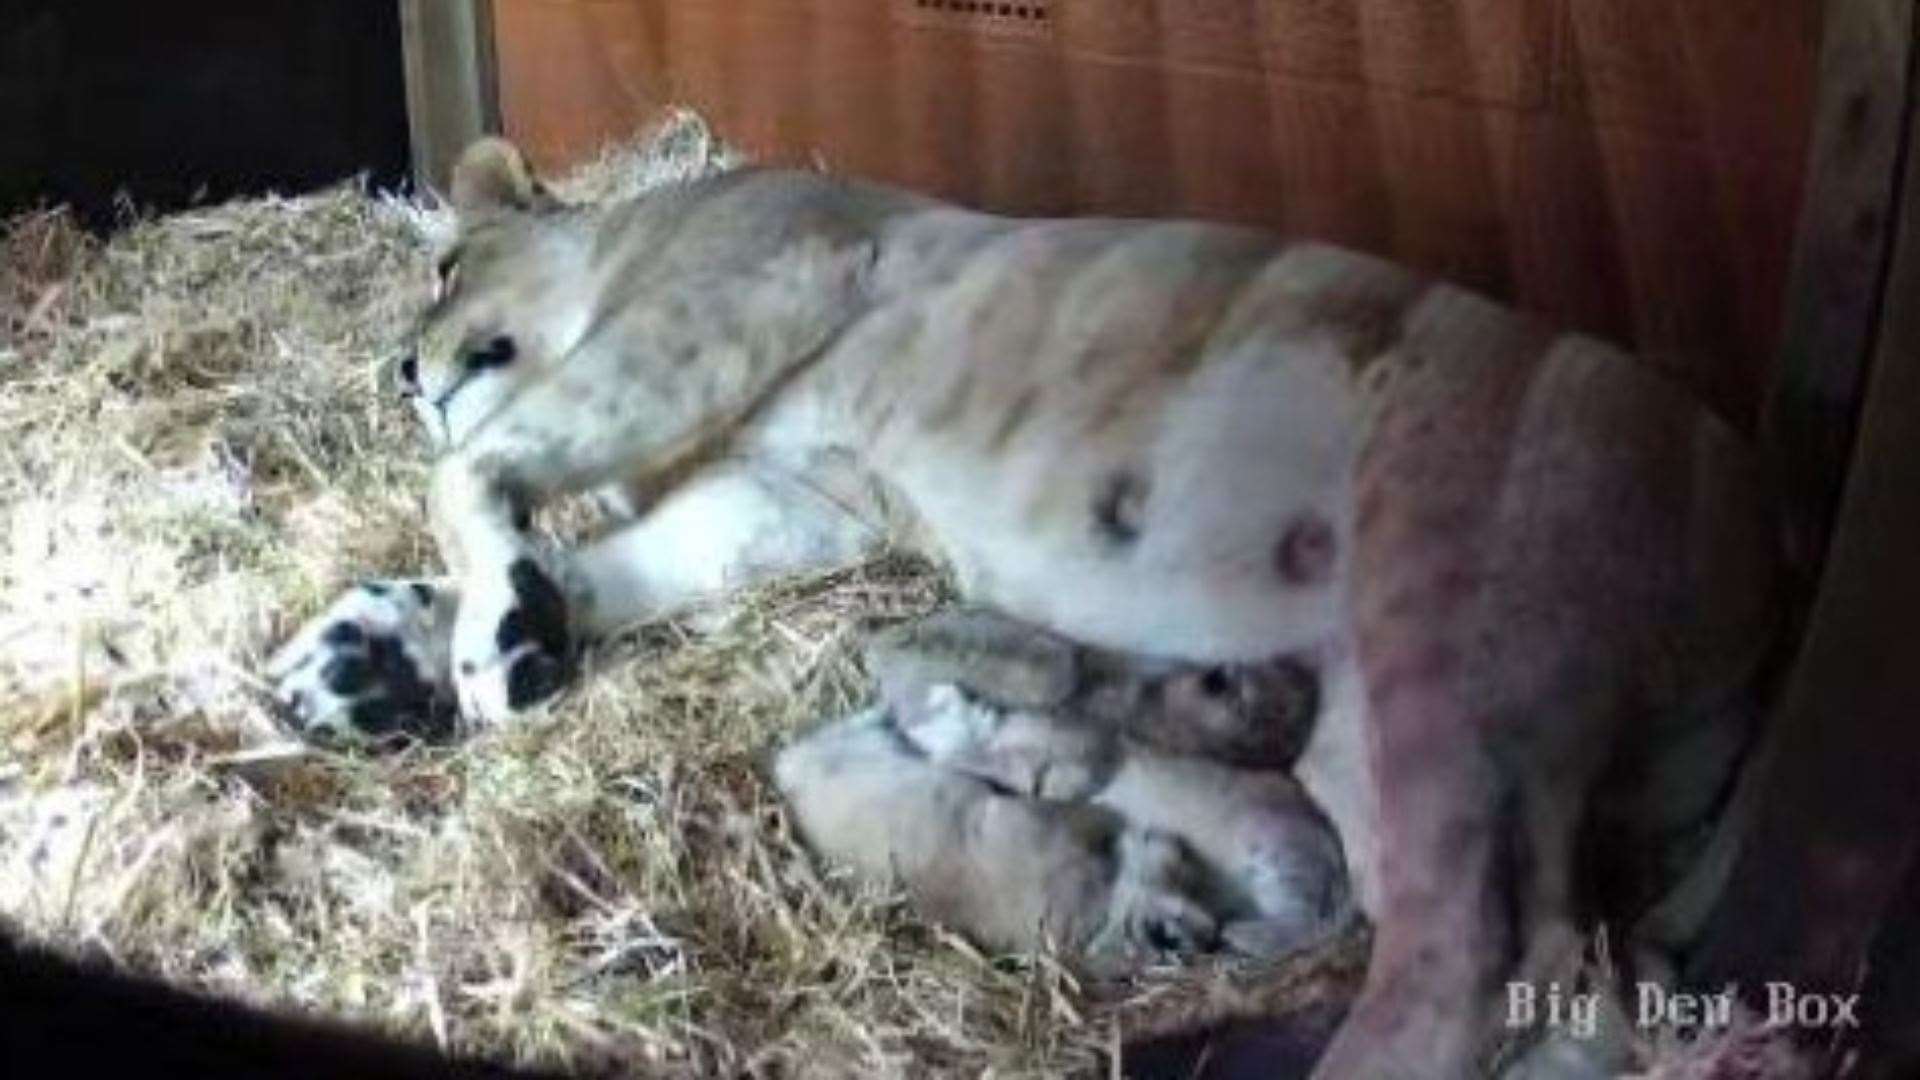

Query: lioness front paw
<box><xmin>451</xmin><ymin>557</ymin><xmax>573</xmax><ymax>728</ymax></box>
<box><xmin>267</xmin><ymin>580</ymin><xmax>458</xmax><ymax>744</ymax></box>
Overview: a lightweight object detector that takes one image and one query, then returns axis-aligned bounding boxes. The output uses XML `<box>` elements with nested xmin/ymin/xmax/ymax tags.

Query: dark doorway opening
<box><xmin>1</xmin><ymin>0</ymin><xmax>411</xmax><ymax>231</ymax></box>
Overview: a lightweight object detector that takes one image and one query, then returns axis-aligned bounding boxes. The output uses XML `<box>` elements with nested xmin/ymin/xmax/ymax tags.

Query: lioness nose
<box><xmin>397</xmin><ymin>353</ymin><xmax>420</xmax><ymax>396</ymax></box>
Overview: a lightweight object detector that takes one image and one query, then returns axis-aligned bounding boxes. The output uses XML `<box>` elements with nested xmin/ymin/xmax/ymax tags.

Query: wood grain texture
<box><xmin>400</xmin><ymin>0</ymin><xmax>501</xmax><ymax>194</ymax></box>
<box><xmin>491</xmin><ymin>0</ymin><xmax>1821</xmax><ymax>424</ymax></box>
<box><xmin>1688</xmin><ymin>37</ymin><xmax>1920</xmax><ymax>1028</ymax></box>
<box><xmin>1684</xmin><ymin>0</ymin><xmax>1920</xmax><ymax>1048</ymax></box>
<box><xmin>1764</xmin><ymin>0</ymin><xmax>1916</xmax><ymax>572</ymax></box>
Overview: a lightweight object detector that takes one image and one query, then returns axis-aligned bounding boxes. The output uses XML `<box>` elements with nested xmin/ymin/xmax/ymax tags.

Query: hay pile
<box><xmin>0</xmin><ymin>112</ymin><xmax>1363</xmax><ymax>1077</ymax></box>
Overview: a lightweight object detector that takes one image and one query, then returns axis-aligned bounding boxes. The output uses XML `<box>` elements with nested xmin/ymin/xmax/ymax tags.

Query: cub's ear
<box><xmin>449</xmin><ymin>137</ymin><xmax>558</xmax><ymax>214</ymax></box>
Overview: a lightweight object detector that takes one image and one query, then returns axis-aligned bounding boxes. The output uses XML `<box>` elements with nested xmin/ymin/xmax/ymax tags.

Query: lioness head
<box><xmin>401</xmin><ymin>138</ymin><xmax>596</xmax><ymax>447</ymax></box>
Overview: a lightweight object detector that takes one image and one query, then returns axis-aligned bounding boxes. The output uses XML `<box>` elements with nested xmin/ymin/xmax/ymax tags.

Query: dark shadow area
<box><xmin>1121</xmin><ymin>1002</ymin><xmax>1348</xmax><ymax>1080</ymax></box>
<box><xmin>0</xmin><ymin>0</ymin><xmax>411</xmax><ymax>230</ymax></box>
<box><xmin>0</xmin><ymin>930</ymin><xmax>564</xmax><ymax>1079</ymax></box>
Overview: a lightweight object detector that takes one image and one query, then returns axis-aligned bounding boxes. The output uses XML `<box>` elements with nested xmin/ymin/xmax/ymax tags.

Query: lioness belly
<box><xmin>841</xmin><ymin>234</ymin><xmax>1412</xmax><ymax>661</ymax></box>
<box><xmin>900</xmin><ymin>337</ymin><xmax>1360</xmax><ymax>664</ymax></box>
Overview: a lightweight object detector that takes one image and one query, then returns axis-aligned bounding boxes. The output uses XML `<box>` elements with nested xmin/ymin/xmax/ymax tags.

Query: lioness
<box><xmin>267</xmin><ymin>139</ymin><xmax>1779</xmax><ymax>1077</ymax></box>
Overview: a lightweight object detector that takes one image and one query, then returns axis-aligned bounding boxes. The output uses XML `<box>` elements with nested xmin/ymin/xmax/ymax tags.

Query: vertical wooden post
<box><xmin>1688</xmin><ymin>2</ymin><xmax>1920</xmax><ymax>1062</ymax></box>
<box><xmin>1764</xmin><ymin>0</ymin><xmax>1916</xmax><ymax>576</ymax></box>
<box><xmin>399</xmin><ymin>0</ymin><xmax>501</xmax><ymax>196</ymax></box>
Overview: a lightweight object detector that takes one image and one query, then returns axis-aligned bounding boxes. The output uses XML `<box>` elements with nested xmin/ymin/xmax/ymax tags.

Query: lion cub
<box><xmin>776</xmin><ymin>609</ymin><xmax>1352</xmax><ymax>965</ymax></box>
<box><xmin>866</xmin><ymin>608</ymin><xmax>1322</xmax><ymax>771</ymax></box>
<box><xmin>773</xmin><ymin>707</ymin><xmax>1221</xmax><ymax>965</ymax></box>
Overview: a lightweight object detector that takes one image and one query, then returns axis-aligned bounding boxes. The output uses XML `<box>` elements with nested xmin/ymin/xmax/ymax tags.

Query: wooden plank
<box><xmin>493</xmin><ymin>0</ymin><xmax>669</xmax><ymax>169</ymax></box>
<box><xmin>1763</xmin><ymin>0</ymin><xmax>1916</xmax><ymax>573</ymax></box>
<box><xmin>399</xmin><ymin>0</ymin><xmax>502</xmax><ymax>195</ymax></box>
<box><xmin>1688</xmin><ymin>0</ymin><xmax>1920</xmax><ymax>1031</ymax></box>
<box><xmin>490</xmin><ymin>0</ymin><xmax>1818</xmax><ymax>425</ymax></box>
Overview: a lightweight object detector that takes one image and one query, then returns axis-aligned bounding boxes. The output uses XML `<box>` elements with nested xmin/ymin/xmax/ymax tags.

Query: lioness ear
<box><xmin>449</xmin><ymin>137</ymin><xmax>556</xmax><ymax>214</ymax></box>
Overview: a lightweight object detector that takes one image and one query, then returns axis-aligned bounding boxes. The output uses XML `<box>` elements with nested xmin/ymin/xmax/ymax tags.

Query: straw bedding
<box><xmin>0</xmin><ymin>112</ymin><xmax>1365</xmax><ymax>1077</ymax></box>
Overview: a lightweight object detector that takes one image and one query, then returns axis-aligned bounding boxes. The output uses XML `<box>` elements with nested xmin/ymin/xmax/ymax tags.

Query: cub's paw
<box><xmin>267</xmin><ymin>580</ymin><xmax>457</xmax><ymax>745</ymax></box>
<box><xmin>896</xmin><ymin>683</ymin><xmax>1003</xmax><ymax>759</ymax></box>
<box><xmin>1098</xmin><ymin>828</ymin><xmax>1220</xmax><ymax>962</ymax></box>
<box><xmin>451</xmin><ymin>557</ymin><xmax>574</xmax><ymax>729</ymax></box>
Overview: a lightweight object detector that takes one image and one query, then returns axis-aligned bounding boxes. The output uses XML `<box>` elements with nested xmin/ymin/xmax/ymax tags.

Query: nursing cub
<box><xmin>775</xmin><ymin>609</ymin><xmax>1350</xmax><ymax>965</ymax></box>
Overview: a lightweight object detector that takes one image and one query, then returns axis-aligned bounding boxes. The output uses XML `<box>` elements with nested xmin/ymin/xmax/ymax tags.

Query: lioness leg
<box><xmin>445</xmin><ymin>456</ymin><xmax>888</xmax><ymax>726</ymax></box>
<box><xmin>555</xmin><ymin>464</ymin><xmax>886</xmax><ymax>635</ymax></box>
<box><xmin>270</xmin><ymin>463</ymin><xmax>882</xmax><ymax>741</ymax></box>
<box><xmin>1310</xmin><ymin>344</ymin><xmax>1776</xmax><ymax>1079</ymax></box>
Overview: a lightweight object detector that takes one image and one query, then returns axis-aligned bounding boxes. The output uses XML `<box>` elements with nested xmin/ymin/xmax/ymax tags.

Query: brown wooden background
<box><xmin>491</xmin><ymin>0</ymin><xmax>1822</xmax><ymax>425</ymax></box>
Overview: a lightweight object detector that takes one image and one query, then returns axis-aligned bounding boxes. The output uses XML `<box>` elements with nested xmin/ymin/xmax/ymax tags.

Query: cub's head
<box><xmin>400</xmin><ymin>138</ymin><xmax>596</xmax><ymax>446</ymax></box>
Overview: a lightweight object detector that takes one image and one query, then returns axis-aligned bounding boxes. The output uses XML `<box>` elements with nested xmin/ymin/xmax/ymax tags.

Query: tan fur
<box><xmin>449</xmin><ymin>137</ymin><xmax>554</xmax><ymax>216</ymax></box>
<box><xmin>770</xmin><ymin>708</ymin><xmax>1217</xmax><ymax>965</ymax></box>
<box><xmin>838</xmin><ymin>608</ymin><xmax>1352</xmax><ymax>960</ymax></box>
<box><xmin>271</xmin><ymin>140</ymin><xmax>1782</xmax><ymax>1079</ymax></box>
<box><xmin>865</xmin><ymin>608</ymin><xmax>1320</xmax><ymax>769</ymax></box>
<box><xmin>840</xmin><ymin>611</ymin><xmax>1351</xmax><ymax>953</ymax></box>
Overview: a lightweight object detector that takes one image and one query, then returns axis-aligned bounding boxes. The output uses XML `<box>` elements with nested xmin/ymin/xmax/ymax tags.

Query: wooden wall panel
<box><xmin>492</xmin><ymin>0</ymin><xmax>1822</xmax><ymax>424</ymax></box>
<box><xmin>490</xmin><ymin>0</ymin><xmax>667</xmax><ymax>163</ymax></box>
